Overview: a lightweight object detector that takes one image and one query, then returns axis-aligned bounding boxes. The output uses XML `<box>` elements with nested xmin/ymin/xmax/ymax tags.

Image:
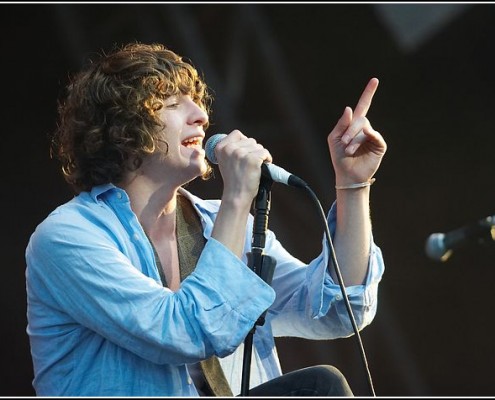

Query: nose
<box><xmin>188</xmin><ymin>98</ymin><xmax>209</xmax><ymax>127</ymax></box>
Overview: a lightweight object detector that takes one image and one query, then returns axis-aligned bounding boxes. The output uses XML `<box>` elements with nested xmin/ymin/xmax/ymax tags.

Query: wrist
<box><xmin>335</xmin><ymin>178</ymin><xmax>376</xmax><ymax>190</ymax></box>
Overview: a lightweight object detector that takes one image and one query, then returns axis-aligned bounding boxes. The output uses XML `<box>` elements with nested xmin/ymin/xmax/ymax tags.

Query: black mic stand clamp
<box><xmin>240</xmin><ymin>172</ymin><xmax>277</xmax><ymax>396</ymax></box>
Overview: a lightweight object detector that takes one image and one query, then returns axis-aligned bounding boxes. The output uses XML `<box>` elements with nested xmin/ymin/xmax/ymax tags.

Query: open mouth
<box><xmin>181</xmin><ymin>137</ymin><xmax>203</xmax><ymax>148</ymax></box>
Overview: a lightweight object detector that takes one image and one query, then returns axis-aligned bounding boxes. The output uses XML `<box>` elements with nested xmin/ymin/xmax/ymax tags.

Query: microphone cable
<box><xmin>299</xmin><ymin>182</ymin><xmax>376</xmax><ymax>397</ymax></box>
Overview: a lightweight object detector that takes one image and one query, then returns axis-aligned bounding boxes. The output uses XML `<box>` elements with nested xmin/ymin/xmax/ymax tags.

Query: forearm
<box><xmin>210</xmin><ymin>195</ymin><xmax>252</xmax><ymax>258</ymax></box>
<box><xmin>332</xmin><ymin>186</ymin><xmax>372</xmax><ymax>286</ymax></box>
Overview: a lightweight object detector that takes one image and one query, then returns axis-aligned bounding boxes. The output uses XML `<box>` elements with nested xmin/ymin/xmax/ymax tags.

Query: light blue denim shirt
<box><xmin>25</xmin><ymin>183</ymin><xmax>384</xmax><ymax>396</ymax></box>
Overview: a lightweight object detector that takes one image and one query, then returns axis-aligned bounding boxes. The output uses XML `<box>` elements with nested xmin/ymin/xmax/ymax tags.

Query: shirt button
<box><xmin>187</xmin><ymin>376</ymin><xmax>193</xmax><ymax>385</ymax></box>
<box><xmin>335</xmin><ymin>294</ymin><xmax>342</xmax><ymax>300</ymax></box>
<box><xmin>116</xmin><ymin>192</ymin><xmax>122</xmax><ymax>199</ymax></box>
<box><xmin>133</xmin><ymin>233</ymin><xmax>140</xmax><ymax>241</ymax></box>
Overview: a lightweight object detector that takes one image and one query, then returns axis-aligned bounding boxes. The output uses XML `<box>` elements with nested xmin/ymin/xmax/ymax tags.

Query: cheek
<box><xmin>158</xmin><ymin>126</ymin><xmax>180</xmax><ymax>147</ymax></box>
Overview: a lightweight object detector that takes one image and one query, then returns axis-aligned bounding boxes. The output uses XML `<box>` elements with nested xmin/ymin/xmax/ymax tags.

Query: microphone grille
<box><xmin>205</xmin><ymin>133</ymin><xmax>227</xmax><ymax>164</ymax></box>
<box><xmin>425</xmin><ymin>232</ymin><xmax>451</xmax><ymax>262</ymax></box>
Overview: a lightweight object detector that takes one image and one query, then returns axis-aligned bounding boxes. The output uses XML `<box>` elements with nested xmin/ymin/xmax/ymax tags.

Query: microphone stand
<box><xmin>240</xmin><ymin>168</ymin><xmax>277</xmax><ymax>396</ymax></box>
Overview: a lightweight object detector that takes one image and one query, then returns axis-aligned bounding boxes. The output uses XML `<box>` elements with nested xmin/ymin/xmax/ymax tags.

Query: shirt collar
<box><xmin>178</xmin><ymin>187</ymin><xmax>219</xmax><ymax>214</ymax></box>
<box><xmin>89</xmin><ymin>183</ymin><xmax>124</xmax><ymax>202</ymax></box>
<box><xmin>87</xmin><ymin>183</ymin><xmax>217</xmax><ymax>214</ymax></box>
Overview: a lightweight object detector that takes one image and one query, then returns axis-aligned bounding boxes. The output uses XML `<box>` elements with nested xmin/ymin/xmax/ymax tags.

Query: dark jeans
<box><xmin>245</xmin><ymin>365</ymin><xmax>354</xmax><ymax>397</ymax></box>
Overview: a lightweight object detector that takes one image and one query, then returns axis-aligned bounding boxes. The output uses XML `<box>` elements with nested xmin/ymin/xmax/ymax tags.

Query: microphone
<box><xmin>425</xmin><ymin>215</ymin><xmax>495</xmax><ymax>262</ymax></box>
<box><xmin>205</xmin><ymin>133</ymin><xmax>307</xmax><ymax>188</ymax></box>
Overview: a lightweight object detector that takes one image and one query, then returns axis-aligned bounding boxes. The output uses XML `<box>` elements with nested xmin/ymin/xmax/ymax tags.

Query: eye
<box><xmin>165</xmin><ymin>96</ymin><xmax>180</xmax><ymax>109</ymax></box>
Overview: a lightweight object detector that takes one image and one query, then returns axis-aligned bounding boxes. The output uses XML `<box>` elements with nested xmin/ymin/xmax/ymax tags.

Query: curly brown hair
<box><xmin>51</xmin><ymin>42</ymin><xmax>213</xmax><ymax>193</ymax></box>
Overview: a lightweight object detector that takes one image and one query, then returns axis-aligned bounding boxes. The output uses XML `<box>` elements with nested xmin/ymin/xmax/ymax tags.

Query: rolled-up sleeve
<box><xmin>262</xmin><ymin>201</ymin><xmax>384</xmax><ymax>339</ymax></box>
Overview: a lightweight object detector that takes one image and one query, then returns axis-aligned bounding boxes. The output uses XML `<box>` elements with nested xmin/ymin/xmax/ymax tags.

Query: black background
<box><xmin>3</xmin><ymin>3</ymin><xmax>495</xmax><ymax>396</ymax></box>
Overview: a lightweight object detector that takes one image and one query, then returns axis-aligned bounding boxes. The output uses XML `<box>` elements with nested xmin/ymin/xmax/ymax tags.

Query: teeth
<box><xmin>182</xmin><ymin>137</ymin><xmax>201</xmax><ymax>146</ymax></box>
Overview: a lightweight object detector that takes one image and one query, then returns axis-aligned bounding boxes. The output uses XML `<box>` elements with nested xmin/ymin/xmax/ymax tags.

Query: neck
<box><xmin>119</xmin><ymin>173</ymin><xmax>180</xmax><ymax>239</ymax></box>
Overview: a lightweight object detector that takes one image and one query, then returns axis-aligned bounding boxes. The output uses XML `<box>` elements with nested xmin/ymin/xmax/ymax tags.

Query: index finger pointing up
<box><xmin>354</xmin><ymin>77</ymin><xmax>379</xmax><ymax>118</ymax></box>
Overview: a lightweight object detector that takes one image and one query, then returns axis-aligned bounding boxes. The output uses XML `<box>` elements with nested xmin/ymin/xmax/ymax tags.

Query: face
<box><xmin>151</xmin><ymin>94</ymin><xmax>209</xmax><ymax>185</ymax></box>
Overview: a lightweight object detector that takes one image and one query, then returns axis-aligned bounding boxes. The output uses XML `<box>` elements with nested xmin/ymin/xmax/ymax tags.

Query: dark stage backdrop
<box><xmin>3</xmin><ymin>3</ymin><xmax>495</xmax><ymax>396</ymax></box>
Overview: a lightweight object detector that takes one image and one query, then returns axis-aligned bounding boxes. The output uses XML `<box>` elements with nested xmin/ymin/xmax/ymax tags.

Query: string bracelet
<box><xmin>335</xmin><ymin>178</ymin><xmax>376</xmax><ymax>190</ymax></box>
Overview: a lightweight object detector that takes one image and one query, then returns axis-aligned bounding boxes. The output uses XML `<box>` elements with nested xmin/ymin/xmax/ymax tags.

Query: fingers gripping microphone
<box><xmin>205</xmin><ymin>133</ymin><xmax>307</xmax><ymax>188</ymax></box>
<box><xmin>425</xmin><ymin>215</ymin><xmax>495</xmax><ymax>262</ymax></box>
